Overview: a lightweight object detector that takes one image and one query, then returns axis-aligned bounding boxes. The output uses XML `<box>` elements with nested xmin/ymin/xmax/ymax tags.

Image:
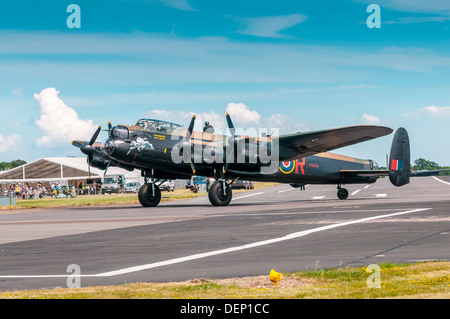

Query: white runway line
<box><xmin>351</xmin><ymin>189</ymin><xmax>361</xmax><ymax>196</ymax></box>
<box><xmin>277</xmin><ymin>188</ymin><xmax>294</xmax><ymax>193</ymax></box>
<box><xmin>376</xmin><ymin>194</ymin><xmax>387</xmax><ymax>197</ymax></box>
<box><xmin>232</xmin><ymin>192</ymin><xmax>264</xmax><ymax>201</ymax></box>
<box><xmin>312</xmin><ymin>196</ymin><xmax>325</xmax><ymax>200</ymax></box>
<box><xmin>91</xmin><ymin>208</ymin><xmax>433</xmax><ymax>277</ymax></box>
<box><xmin>364</xmin><ymin>185</ymin><xmax>371</xmax><ymax>189</ymax></box>
<box><xmin>432</xmin><ymin>176</ymin><xmax>450</xmax><ymax>186</ymax></box>
<box><xmin>0</xmin><ymin>207</ymin><xmax>431</xmax><ymax>279</ymax></box>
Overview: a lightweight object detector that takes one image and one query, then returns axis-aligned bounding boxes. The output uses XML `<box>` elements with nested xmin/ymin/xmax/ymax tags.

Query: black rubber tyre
<box><xmin>208</xmin><ymin>181</ymin><xmax>232</xmax><ymax>206</ymax></box>
<box><xmin>337</xmin><ymin>187</ymin><xmax>349</xmax><ymax>200</ymax></box>
<box><xmin>138</xmin><ymin>183</ymin><xmax>161</xmax><ymax>207</ymax></box>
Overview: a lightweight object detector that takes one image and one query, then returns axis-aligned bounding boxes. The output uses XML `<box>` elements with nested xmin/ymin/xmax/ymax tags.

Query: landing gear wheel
<box><xmin>337</xmin><ymin>187</ymin><xmax>349</xmax><ymax>200</ymax></box>
<box><xmin>138</xmin><ymin>183</ymin><xmax>161</xmax><ymax>207</ymax></box>
<box><xmin>208</xmin><ymin>181</ymin><xmax>232</xmax><ymax>206</ymax></box>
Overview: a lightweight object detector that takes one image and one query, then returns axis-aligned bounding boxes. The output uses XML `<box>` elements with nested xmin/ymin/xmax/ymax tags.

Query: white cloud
<box><xmin>34</xmin><ymin>88</ymin><xmax>98</xmax><ymax>147</ymax></box>
<box><xmin>403</xmin><ymin>105</ymin><xmax>450</xmax><ymax>118</ymax></box>
<box><xmin>143</xmin><ymin>109</ymin><xmax>226</xmax><ymax>133</ymax></box>
<box><xmin>239</xmin><ymin>14</ymin><xmax>308</xmax><ymax>38</ymax></box>
<box><xmin>422</xmin><ymin>105</ymin><xmax>450</xmax><ymax>115</ymax></box>
<box><xmin>145</xmin><ymin>103</ymin><xmax>262</xmax><ymax>132</ymax></box>
<box><xmin>262</xmin><ymin>113</ymin><xmax>308</xmax><ymax>134</ymax></box>
<box><xmin>225</xmin><ymin>102</ymin><xmax>261</xmax><ymax>126</ymax></box>
<box><xmin>362</xmin><ymin>114</ymin><xmax>381</xmax><ymax>125</ymax></box>
<box><xmin>354</xmin><ymin>0</ymin><xmax>450</xmax><ymax>14</ymax></box>
<box><xmin>384</xmin><ymin>15</ymin><xmax>450</xmax><ymax>24</ymax></box>
<box><xmin>159</xmin><ymin>0</ymin><xmax>195</xmax><ymax>11</ymax></box>
<box><xmin>143</xmin><ymin>102</ymin><xmax>308</xmax><ymax>136</ymax></box>
<box><xmin>10</xmin><ymin>88</ymin><xmax>24</xmax><ymax>98</ymax></box>
<box><xmin>0</xmin><ymin>134</ymin><xmax>22</xmax><ymax>153</ymax></box>
<box><xmin>2</xmin><ymin>31</ymin><xmax>450</xmax><ymax>86</ymax></box>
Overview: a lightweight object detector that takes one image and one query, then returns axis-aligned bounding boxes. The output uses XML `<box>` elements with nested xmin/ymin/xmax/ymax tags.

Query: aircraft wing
<box><xmin>274</xmin><ymin>125</ymin><xmax>393</xmax><ymax>161</ymax></box>
<box><xmin>340</xmin><ymin>169</ymin><xmax>450</xmax><ymax>178</ymax></box>
<box><xmin>340</xmin><ymin>170</ymin><xmax>389</xmax><ymax>177</ymax></box>
<box><xmin>410</xmin><ymin>169</ymin><xmax>450</xmax><ymax>176</ymax></box>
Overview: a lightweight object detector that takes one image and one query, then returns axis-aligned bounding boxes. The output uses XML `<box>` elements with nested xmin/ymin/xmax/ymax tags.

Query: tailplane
<box><xmin>389</xmin><ymin>127</ymin><xmax>410</xmax><ymax>186</ymax></box>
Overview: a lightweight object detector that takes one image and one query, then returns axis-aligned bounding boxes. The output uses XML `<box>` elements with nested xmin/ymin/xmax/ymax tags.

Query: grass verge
<box><xmin>0</xmin><ymin>182</ymin><xmax>280</xmax><ymax>211</ymax></box>
<box><xmin>0</xmin><ymin>261</ymin><xmax>448</xmax><ymax>299</ymax></box>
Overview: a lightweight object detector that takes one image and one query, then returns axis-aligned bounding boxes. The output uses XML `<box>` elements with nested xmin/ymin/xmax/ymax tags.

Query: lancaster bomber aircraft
<box><xmin>73</xmin><ymin>113</ymin><xmax>412</xmax><ymax>207</ymax></box>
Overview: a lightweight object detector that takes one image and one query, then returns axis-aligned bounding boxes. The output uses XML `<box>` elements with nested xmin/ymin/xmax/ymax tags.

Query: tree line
<box><xmin>412</xmin><ymin>158</ymin><xmax>450</xmax><ymax>175</ymax></box>
<box><xmin>0</xmin><ymin>160</ymin><xmax>27</xmax><ymax>171</ymax></box>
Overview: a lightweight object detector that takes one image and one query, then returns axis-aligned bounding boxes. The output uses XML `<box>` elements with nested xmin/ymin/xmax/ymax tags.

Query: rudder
<box><xmin>389</xmin><ymin>127</ymin><xmax>410</xmax><ymax>186</ymax></box>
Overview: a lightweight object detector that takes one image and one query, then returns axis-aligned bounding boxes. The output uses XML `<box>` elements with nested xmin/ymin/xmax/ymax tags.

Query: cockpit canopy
<box><xmin>110</xmin><ymin>126</ymin><xmax>129</xmax><ymax>139</ymax></box>
<box><xmin>135</xmin><ymin>118</ymin><xmax>186</xmax><ymax>133</ymax></box>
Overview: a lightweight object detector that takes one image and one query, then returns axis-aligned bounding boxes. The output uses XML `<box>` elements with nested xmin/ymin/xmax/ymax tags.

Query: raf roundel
<box><xmin>279</xmin><ymin>161</ymin><xmax>295</xmax><ymax>174</ymax></box>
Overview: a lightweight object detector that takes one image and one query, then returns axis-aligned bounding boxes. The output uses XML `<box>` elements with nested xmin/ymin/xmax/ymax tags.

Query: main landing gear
<box><xmin>138</xmin><ymin>183</ymin><xmax>161</xmax><ymax>207</ymax></box>
<box><xmin>138</xmin><ymin>169</ymin><xmax>235</xmax><ymax>207</ymax></box>
<box><xmin>208</xmin><ymin>180</ymin><xmax>232</xmax><ymax>206</ymax></box>
<box><xmin>208</xmin><ymin>168</ymin><xmax>234</xmax><ymax>206</ymax></box>
<box><xmin>337</xmin><ymin>185</ymin><xmax>349</xmax><ymax>200</ymax></box>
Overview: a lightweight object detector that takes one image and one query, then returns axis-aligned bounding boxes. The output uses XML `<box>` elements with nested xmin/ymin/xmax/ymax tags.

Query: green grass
<box><xmin>0</xmin><ymin>182</ymin><xmax>281</xmax><ymax>211</ymax></box>
<box><xmin>1</xmin><ymin>261</ymin><xmax>448</xmax><ymax>299</ymax></box>
<box><xmin>0</xmin><ymin>189</ymin><xmax>206</xmax><ymax>210</ymax></box>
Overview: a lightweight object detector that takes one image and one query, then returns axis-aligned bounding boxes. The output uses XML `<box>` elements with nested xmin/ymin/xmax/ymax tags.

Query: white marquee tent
<box><xmin>0</xmin><ymin>157</ymin><xmax>143</xmax><ymax>186</ymax></box>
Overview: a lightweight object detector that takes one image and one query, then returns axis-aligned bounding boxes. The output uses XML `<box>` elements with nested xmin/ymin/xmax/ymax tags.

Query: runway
<box><xmin>0</xmin><ymin>176</ymin><xmax>449</xmax><ymax>291</ymax></box>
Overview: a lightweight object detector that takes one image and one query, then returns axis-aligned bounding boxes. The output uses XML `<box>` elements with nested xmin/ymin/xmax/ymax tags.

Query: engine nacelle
<box><xmin>88</xmin><ymin>154</ymin><xmax>110</xmax><ymax>171</ymax></box>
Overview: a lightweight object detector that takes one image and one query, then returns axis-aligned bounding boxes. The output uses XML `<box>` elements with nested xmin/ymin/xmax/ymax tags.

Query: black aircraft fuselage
<box><xmin>102</xmin><ymin>121</ymin><xmax>377</xmax><ymax>184</ymax></box>
<box><xmin>74</xmin><ymin>116</ymin><xmax>411</xmax><ymax>207</ymax></box>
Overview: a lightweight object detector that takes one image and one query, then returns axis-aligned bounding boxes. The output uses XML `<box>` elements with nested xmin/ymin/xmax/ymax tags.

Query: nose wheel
<box><xmin>337</xmin><ymin>186</ymin><xmax>349</xmax><ymax>200</ymax></box>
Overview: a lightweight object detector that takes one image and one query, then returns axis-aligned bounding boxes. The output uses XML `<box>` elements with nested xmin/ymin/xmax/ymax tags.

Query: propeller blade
<box><xmin>81</xmin><ymin>126</ymin><xmax>102</xmax><ymax>155</ymax></box>
<box><xmin>181</xmin><ymin>144</ymin><xmax>196</xmax><ymax>174</ymax></box>
<box><xmin>108</xmin><ymin>121</ymin><xmax>112</xmax><ymax>131</ymax></box>
<box><xmin>182</xmin><ymin>115</ymin><xmax>196</xmax><ymax>173</ymax></box>
<box><xmin>223</xmin><ymin>113</ymin><xmax>236</xmax><ymax>173</ymax></box>
<box><xmin>226</xmin><ymin>113</ymin><xmax>235</xmax><ymax>137</ymax></box>
<box><xmin>89</xmin><ymin>126</ymin><xmax>102</xmax><ymax>146</ymax></box>
<box><xmin>104</xmin><ymin>159</ymin><xmax>112</xmax><ymax>176</ymax></box>
<box><xmin>185</xmin><ymin>115</ymin><xmax>196</xmax><ymax>141</ymax></box>
<box><xmin>87</xmin><ymin>155</ymin><xmax>91</xmax><ymax>178</ymax></box>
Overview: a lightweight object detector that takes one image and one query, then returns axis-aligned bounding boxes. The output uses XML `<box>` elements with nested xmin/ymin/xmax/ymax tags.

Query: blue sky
<box><xmin>1</xmin><ymin>0</ymin><xmax>450</xmax><ymax>166</ymax></box>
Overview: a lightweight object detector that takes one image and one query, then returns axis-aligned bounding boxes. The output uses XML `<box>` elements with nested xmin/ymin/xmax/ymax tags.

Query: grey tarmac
<box><xmin>0</xmin><ymin>176</ymin><xmax>449</xmax><ymax>291</ymax></box>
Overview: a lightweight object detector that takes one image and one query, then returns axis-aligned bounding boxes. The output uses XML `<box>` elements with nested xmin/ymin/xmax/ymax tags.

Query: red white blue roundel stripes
<box><xmin>279</xmin><ymin>161</ymin><xmax>295</xmax><ymax>174</ymax></box>
<box><xmin>391</xmin><ymin>159</ymin><xmax>403</xmax><ymax>171</ymax></box>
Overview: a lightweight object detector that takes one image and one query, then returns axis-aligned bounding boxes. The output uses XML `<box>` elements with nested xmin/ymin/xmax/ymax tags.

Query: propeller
<box><xmin>80</xmin><ymin>126</ymin><xmax>102</xmax><ymax>178</ymax></box>
<box><xmin>184</xmin><ymin>115</ymin><xmax>196</xmax><ymax>174</ymax></box>
<box><xmin>174</xmin><ymin>115</ymin><xmax>196</xmax><ymax>174</ymax></box>
<box><xmin>105</xmin><ymin>121</ymin><xmax>112</xmax><ymax>136</ymax></box>
<box><xmin>103</xmin><ymin>121</ymin><xmax>113</xmax><ymax>176</ymax></box>
<box><xmin>103</xmin><ymin>159</ymin><xmax>112</xmax><ymax>176</ymax></box>
<box><xmin>223</xmin><ymin>113</ymin><xmax>236</xmax><ymax>174</ymax></box>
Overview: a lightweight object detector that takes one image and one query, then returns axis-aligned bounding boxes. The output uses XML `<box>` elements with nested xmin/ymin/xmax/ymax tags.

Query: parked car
<box><xmin>231</xmin><ymin>180</ymin><xmax>254</xmax><ymax>189</ymax></box>
<box><xmin>125</xmin><ymin>182</ymin><xmax>141</xmax><ymax>193</ymax></box>
<box><xmin>101</xmin><ymin>174</ymin><xmax>126</xmax><ymax>194</ymax></box>
<box><xmin>159</xmin><ymin>180</ymin><xmax>174</xmax><ymax>192</ymax></box>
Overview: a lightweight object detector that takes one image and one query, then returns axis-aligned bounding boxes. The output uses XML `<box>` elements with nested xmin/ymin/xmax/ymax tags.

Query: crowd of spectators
<box><xmin>2</xmin><ymin>183</ymin><xmax>50</xmax><ymax>199</ymax></box>
<box><xmin>1</xmin><ymin>181</ymin><xmax>101</xmax><ymax>198</ymax></box>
